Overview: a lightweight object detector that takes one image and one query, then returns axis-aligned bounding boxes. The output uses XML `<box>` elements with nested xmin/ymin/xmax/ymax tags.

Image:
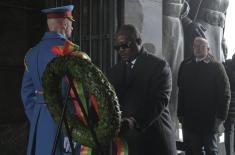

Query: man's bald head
<box><xmin>193</xmin><ymin>37</ymin><xmax>210</xmax><ymax>59</ymax></box>
<box><xmin>194</xmin><ymin>37</ymin><xmax>209</xmax><ymax>48</ymax></box>
<box><xmin>47</xmin><ymin>18</ymin><xmax>64</xmax><ymax>31</ymax></box>
<box><xmin>47</xmin><ymin>18</ymin><xmax>73</xmax><ymax>38</ymax></box>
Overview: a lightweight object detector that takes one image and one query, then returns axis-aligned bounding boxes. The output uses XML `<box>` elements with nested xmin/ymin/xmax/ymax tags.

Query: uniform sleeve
<box><xmin>21</xmin><ymin>57</ymin><xmax>36</xmax><ymax>123</ymax></box>
<box><xmin>216</xmin><ymin>62</ymin><xmax>231</xmax><ymax>120</ymax></box>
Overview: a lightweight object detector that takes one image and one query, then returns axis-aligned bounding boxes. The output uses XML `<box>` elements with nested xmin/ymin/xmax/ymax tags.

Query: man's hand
<box><xmin>182</xmin><ymin>17</ymin><xmax>207</xmax><ymax>39</ymax></box>
<box><xmin>63</xmin><ymin>137</ymin><xmax>77</xmax><ymax>153</ymax></box>
<box><xmin>188</xmin><ymin>22</ymin><xmax>207</xmax><ymax>38</ymax></box>
<box><xmin>119</xmin><ymin>117</ymin><xmax>137</xmax><ymax>134</ymax></box>
<box><xmin>178</xmin><ymin>116</ymin><xmax>184</xmax><ymax>124</ymax></box>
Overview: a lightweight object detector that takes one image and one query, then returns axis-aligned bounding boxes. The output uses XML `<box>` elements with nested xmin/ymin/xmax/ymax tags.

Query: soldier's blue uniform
<box><xmin>21</xmin><ymin>5</ymin><xmax>80</xmax><ymax>155</ymax></box>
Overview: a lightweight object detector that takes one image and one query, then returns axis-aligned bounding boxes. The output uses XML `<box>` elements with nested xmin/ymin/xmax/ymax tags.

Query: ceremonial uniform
<box><xmin>21</xmin><ymin>5</ymin><xmax>80</xmax><ymax>155</ymax></box>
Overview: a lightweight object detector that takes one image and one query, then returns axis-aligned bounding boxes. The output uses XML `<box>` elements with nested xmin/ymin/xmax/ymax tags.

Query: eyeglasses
<box><xmin>113</xmin><ymin>42</ymin><xmax>132</xmax><ymax>51</ymax></box>
<box><xmin>193</xmin><ymin>45</ymin><xmax>209</xmax><ymax>49</ymax></box>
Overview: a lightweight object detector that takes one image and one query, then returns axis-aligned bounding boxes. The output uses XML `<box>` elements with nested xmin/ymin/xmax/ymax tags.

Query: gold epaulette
<box><xmin>24</xmin><ymin>48</ymin><xmax>32</xmax><ymax>72</ymax></box>
<box><xmin>71</xmin><ymin>51</ymin><xmax>91</xmax><ymax>62</ymax></box>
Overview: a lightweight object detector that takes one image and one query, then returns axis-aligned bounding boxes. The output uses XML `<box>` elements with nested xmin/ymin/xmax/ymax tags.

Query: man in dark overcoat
<box><xmin>223</xmin><ymin>53</ymin><xmax>235</xmax><ymax>155</ymax></box>
<box><xmin>108</xmin><ymin>24</ymin><xmax>177</xmax><ymax>155</ymax></box>
<box><xmin>177</xmin><ymin>37</ymin><xmax>231</xmax><ymax>155</ymax></box>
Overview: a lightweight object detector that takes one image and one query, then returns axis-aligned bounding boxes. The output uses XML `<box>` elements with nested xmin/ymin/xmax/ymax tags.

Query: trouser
<box><xmin>183</xmin><ymin>128</ymin><xmax>219</xmax><ymax>155</ymax></box>
<box><xmin>224</xmin><ymin>121</ymin><xmax>235</xmax><ymax>155</ymax></box>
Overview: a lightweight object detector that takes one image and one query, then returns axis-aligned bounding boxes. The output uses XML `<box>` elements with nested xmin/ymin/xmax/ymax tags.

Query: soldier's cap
<box><xmin>41</xmin><ymin>5</ymin><xmax>75</xmax><ymax>22</ymax></box>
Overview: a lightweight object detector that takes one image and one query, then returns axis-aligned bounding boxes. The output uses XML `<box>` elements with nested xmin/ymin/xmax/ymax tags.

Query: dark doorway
<box><xmin>0</xmin><ymin>1</ymin><xmax>45</xmax><ymax>154</ymax></box>
<box><xmin>73</xmin><ymin>0</ymin><xmax>119</xmax><ymax>73</ymax></box>
<box><xmin>0</xmin><ymin>0</ymin><xmax>122</xmax><ymax>154</ymax></box>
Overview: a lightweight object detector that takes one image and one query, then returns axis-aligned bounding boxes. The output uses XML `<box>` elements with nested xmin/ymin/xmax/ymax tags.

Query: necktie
<box><xmin>125</xmin><ymin>62</ymin><xmax>133</xmax><ymax>84</ymax></box>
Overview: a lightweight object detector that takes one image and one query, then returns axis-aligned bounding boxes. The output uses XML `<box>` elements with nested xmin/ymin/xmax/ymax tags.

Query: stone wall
<box><xmin>124</xmin><ymin>0</ymin><xmax>162</xmax><ymax>57</ymax></box>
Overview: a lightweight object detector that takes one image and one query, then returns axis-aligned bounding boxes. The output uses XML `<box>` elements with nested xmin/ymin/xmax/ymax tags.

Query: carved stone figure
<box><xmin>163</xmin><ymin>0</ymin><xmax>187</xmax><ymax>132</ymax></box>
<box><xmin>186</xmin><ymin>0</ymin><xmax>229</xmax><ymax>62</ymax></box>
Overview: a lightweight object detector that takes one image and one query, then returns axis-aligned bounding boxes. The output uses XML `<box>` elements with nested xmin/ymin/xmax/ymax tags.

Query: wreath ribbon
<box><xmin>114</xmin><ymin>137</ymin><xmax>128</xmax><ymax>155</ymax></box>
<box><xmin>67</xmin><ymin>78</ymin><xmax>99</xmax><ymax>127</ymax></box>
<box><xmin>66</xmin><ymin>78</ymin><xmax>88</xmax><ymax>126</ymax></box>
<box><xmin>43</xmin><ymin>40</ymin><xmax>121</xmax><ymax>147</ymax></box>
<box><xmin>52</xmin><ymin>40</ymin><xmax>80</xmax><ymax>56</ymax></box>
<box><xmin>79</xmin><ymin>137</ymin><xmax>128</xmax><ymax>155</ymax></box>
<box><xmin>80</xmin><ymin>145</ymin><xmax>92</xmax><ymax>155</ymax></box>
<box><xmin>54</xmin><ymin>40</ymin><xmax>98</xmax><ymax>126</ymax></box>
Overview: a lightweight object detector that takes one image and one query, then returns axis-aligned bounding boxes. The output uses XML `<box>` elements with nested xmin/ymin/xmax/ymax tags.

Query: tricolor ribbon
<box><xmin>66</xmin><ymin>78</ymin><xmax>99</xmax><ymax>127</ymax></box>
<box><xmin>79</xmin><ymin>137</ymin><xmax>128</xmax><ymax>155</ymax></box>
<box><xmin>51</xmin><ymin>40</ymin><xmax>91</xmax><ymax>61</ymax></box>
<box><xmin>68</xmin><ymin>79</ymin><xmax>88</xmax><ymax>126</ymax></box>
<box><xmin>114</xmin><ymin>137</ymin><xmax>128</xmax><ymax>155</ymax></box>
<box><xmin>51</xmin><ymin>40</ymin><xmax>80</xmax><ymax>56</ymax></box>
<box><xmin>80</xmin><ymin>145</ymin><xmax>92</xmax><ymax>155</ymax></box>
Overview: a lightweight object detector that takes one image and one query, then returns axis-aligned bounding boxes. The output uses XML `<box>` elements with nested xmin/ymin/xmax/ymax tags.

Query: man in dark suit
<box><xmin>177</xmin><ymin>37</ymin><xmax>230</xmax><ymax>155</ymax></box>
<box><xmin>108</xmin><ymin>24</ymin><xmax>177</xmax><ymax>155</ymax></box>
<box><xmin>223</xmin><ymin>53</ymin><xmax>235</xmax><ymax>155</ymax></box>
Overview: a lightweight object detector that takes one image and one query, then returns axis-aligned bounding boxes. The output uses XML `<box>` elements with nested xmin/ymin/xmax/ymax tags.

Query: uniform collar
<box><xmin>42</xmin><ymin>31</ymin><xmax>67</xmax><ymax>40</ymax></box>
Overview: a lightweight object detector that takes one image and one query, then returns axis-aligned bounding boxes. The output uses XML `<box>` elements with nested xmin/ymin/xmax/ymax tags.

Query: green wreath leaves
<box><xmin>42</xmin><ymin>55</ymin><xmax>121</xmax><ymax>147</ymax></box>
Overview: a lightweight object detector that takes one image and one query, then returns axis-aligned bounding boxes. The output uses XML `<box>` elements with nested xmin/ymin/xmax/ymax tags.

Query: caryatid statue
<box><xmin>163</xmin><ymin>0</ymin><xmax>188</xmax><ymax>132</ymax></box>
<box><xmin>163</xmin><ymin>0</ymin><xmax>206</xmax><ymax>132</ymax></box>
<box><xmin>186</xmin><ymin>0</ymin><xmax>229</xmax><ymax>61</ymax></box>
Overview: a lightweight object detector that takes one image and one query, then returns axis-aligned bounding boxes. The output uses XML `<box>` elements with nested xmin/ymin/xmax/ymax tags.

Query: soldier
<box><xmin>21</xmin><ymin>5</ymin><xmax>80</xmax><ymax>155</ymax></box>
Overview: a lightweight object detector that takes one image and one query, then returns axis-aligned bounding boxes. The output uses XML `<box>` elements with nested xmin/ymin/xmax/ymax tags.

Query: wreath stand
<box><xmin>51</xmin><ymin>75</ymin><xmax>103</xmax><ymax>155</ymax></box>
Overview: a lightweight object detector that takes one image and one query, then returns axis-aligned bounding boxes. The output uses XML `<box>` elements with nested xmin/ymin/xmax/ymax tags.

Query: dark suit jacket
<box><xmin>108</xmin><ymin>50</ymin><xmax>177</xmax><ymax>155</ymax></box>
<box><xmin>178</xmin><ymin>56</ymin><xmax>231</xmax><ymax>134</ymax></box>
<box><xmin>224</xmin><ymin>60</ymin><xmax>235</xmax><ymax>122</ymax></box>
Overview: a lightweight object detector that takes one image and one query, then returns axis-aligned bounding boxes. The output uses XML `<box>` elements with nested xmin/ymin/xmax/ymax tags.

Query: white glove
<box><xmin>63</xmin><ymin>137</ymin><xmax>77</xmax><ymax>152</ymax></box>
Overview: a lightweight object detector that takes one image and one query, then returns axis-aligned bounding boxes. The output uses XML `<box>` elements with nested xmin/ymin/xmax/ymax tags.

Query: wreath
<box><xmin>42</xmin><ymin>42</ymin><xmax>121</xmax><ymax>147</ymax></box>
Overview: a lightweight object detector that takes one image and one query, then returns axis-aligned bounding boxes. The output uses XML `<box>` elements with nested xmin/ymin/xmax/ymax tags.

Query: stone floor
<box><xmin>177</xmin><ymin>128</ymin><xmax>226</xmax><ymax>155</ymax></box>
<box><xmin>177</xmin><ymin>143</ymin><xmax>225</xmax><ymax>155</ymax></box>
<box><xmin>0</xmin><ymin>122</ymin><xmax>28</xmax><ymax>155</ymax></box>
<box><xmin>0</xmin><ymin>122</ymin><xmax>227</xmax><ymax>155</ymax></box>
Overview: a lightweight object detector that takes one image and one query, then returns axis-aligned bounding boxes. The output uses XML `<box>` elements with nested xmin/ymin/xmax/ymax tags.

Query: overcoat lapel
<box><xmin>124</xmin><ymin>53</ymin><xmax>145</xmax><ymax>90</ymax></box>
